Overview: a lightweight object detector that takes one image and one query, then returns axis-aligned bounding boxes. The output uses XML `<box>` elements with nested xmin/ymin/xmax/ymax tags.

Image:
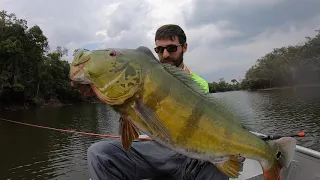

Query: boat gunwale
<box><xmin>250</xmin><ymin>131</ymin><xmax>320</xmax><ymax>159</ymax></box>
<box><xmin>295</xmin><ymin>145</ymin><xmax>320</xmax><ymax>159</ymax></box>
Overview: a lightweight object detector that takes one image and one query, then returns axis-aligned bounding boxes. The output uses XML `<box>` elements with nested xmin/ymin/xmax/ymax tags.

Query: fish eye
<box><xmin>276</xmin><ymin>151</ymin><xmax>282</xmax><ymax>159</ymax></box>
<box><xmin>109</xmin><ymin>50</ymin><xmax>117</xmax><ymax>56</ymax></box>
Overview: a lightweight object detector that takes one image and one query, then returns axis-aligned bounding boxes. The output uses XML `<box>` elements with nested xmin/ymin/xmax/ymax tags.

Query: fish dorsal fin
<box><xmin>162</xmin><ymin>63</ymin><xmax>244</xmax><ymax>127</ymax></box>
<box><xmin>136</xmin><ymin>46</ymin><xmax>158</xmax><ymax>59</ymax></box>
<box><xmin>163</xmin><ymin>63</ymin><xmax>208</xmax><ymax>94</ymax></box>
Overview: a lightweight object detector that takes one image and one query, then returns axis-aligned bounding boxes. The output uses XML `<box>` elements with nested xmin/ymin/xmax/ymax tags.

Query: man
<box><xmin>153</xmin><ymin>24</ymin><xmax>209</xmax><ymax>93</ymax></box>
<box><xmin>75</xmin><ymin>24</ymin><xmax>244</xmax><ymax>180</ymax></box>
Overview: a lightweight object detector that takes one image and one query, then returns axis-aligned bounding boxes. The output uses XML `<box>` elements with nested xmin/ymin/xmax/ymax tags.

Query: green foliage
<box><xmin>242</xmin><ymin>30</ymin><xmax>320</xmax><ymax>90</ymax></box>
<box><xmin>0</xmin><ymin>10</ymin><xmax>84</xmax><ymax>109</ymax></box>
<box><xmin>208</xmin><ymin>78</ymin><xmax>243</xmax><ymax>93</ymax></box>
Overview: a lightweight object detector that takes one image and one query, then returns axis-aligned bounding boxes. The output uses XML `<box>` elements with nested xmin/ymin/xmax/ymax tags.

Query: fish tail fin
<box><xmin>262</xmin><ymin>137</ymin><xmax>296</xmax><ymax>180</ymax></box>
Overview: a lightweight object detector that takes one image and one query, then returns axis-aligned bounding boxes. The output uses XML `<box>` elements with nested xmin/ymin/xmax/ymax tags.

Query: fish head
<box><xmin>69</xmin><ymin>49</ymin><xmax>93</xmax><ymax>84</ymax></box>
<box><xmin>69</xmin><ymin>48</ymin><xmax>144</xmax><ymax>105</ymax></box>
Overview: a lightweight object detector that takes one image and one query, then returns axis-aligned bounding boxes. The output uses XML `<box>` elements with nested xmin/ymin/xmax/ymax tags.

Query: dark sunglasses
<box><xmin>154</xmin><ymin>44</ymin><xmax>183</xmax><ymax>54</ymax></box>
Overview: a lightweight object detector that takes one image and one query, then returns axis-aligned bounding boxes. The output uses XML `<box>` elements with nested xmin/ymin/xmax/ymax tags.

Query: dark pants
<box><xmin>87</xmin><ymin>139</ymin><xmax>229</xmax><ymax>180</ymax></box>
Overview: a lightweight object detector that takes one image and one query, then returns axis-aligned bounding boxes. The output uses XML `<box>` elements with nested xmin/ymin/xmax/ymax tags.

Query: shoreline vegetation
<box><xmin>258</xmin><ymin>83</ymin><xmax>320</xmax><ymax>91</ymax></box>
<box><xmin>1</xmin><ymin>10</ymin><xmax>320</xmax><ymax>110</ymax></box>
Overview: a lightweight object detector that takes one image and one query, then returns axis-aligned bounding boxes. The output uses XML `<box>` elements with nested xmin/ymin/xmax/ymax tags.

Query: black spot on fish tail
<box><xmin>176</xmin><ymin>100</ymin><xmax>205</xmax><ymax>145</ymax></box>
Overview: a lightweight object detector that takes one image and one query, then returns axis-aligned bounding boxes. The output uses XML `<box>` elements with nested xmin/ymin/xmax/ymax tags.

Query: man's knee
<box><xmin>87</xmin><ymin>140</ymin><xmax>130</xmax><ymax>180</ymax></box>
<box><xmin>87</xmin><ymin>140</ymin><xmax>121</xmax><ymax>164</ymax></box>
<box><xmin>196</xmin><ymin>161</ymin><xmax>229</xmax><ymax>180</ymax></box>
<box><xmin>175</xmin><ymin>158</ymin><xmax>229</xmax><ymax>180</ymax></box>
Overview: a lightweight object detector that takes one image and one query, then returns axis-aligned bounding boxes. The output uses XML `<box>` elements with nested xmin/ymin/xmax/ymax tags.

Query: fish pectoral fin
<box><xmin>214</xmin><ymin>155</ymin><xmax>244</xmax><ymax>178</ymax></box>
<box><xmin>131</xmin><ymin>99</ymin><xmax>173</xmax><ymax>144</ymax></box>
<box><xmin>119</xmin><ymin>115</ymin><xmax>140</xmax><ymax>151</ymax></box>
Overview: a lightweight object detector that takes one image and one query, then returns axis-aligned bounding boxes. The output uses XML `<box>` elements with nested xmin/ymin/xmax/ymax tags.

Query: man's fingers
<box><xmin>80</xmin><ymin>85</ymin><xmax>95</xmax><ymax>97</ymax></box>
<box><xmin>71</xmin><ymin>81</ymin><xmax>96</xmax><ymax>97</ymax></box>
<box><xmin>71</xmin><ymin>81</ymin><xmax>78</xmax><ymax>87</ymax></box>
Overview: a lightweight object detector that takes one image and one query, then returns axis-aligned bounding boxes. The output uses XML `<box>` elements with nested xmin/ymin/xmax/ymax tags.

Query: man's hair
<box><xmin>155</xmin><ymin>24</ymin><xmax>187</xmax><ymax>44</ymax></box>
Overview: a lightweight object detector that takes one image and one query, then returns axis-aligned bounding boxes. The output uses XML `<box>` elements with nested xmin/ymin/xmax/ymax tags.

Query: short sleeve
<box><xmin>190</xmin><ymin>72</ymin><xmax>209</xmax><ymax>93</ymax></box>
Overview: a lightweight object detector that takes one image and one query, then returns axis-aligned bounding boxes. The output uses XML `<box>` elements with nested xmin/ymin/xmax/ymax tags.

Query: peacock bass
<box><xmin>69</xmin><ymin>46</ymin><xmax>296</xmax><ymax>180</ymax></box>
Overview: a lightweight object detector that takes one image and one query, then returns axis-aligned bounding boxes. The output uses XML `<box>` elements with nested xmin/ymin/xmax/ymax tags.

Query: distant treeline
<box><xmin>208</xmin><ymin>78</ymin><xmax>242</xmax><ymax>93</ymax></box>
<box><xmin>209</xmin><ymin>29</ymin><xmax>320</xmax><ymax>92</ymax></box>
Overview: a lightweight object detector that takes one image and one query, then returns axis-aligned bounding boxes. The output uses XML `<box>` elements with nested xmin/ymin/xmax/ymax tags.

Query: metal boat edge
<box><xmin>250</xmin><ymin>131</ymin><xmax>320</xmax><ymax>158</ymax></box>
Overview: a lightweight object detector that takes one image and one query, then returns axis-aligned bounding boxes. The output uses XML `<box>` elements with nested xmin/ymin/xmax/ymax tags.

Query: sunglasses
<box><xmin>154</xmin><ymin>44</ymin><xmax>183</xmax><ymax>54</ymax></box>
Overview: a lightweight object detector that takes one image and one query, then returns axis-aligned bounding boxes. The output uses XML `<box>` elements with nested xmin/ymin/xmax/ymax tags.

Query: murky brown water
<box><xmin>1</xmin><ymin>89</ymin><xmax>319</xmax><ymax>180</ymax></box>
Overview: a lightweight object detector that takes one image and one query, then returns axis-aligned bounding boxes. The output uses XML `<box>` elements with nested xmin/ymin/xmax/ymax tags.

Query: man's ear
<box><xmin>183</xmin><ymin>42</ymin><xmax>188</xmax><ymax>53</ymax></box>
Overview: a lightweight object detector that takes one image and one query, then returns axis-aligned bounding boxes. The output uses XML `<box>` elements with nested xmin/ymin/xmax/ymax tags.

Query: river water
<box><xmin>1</xmin><ymin>89</ymin><xmax>320</xmax><ymax>180</ymax></box>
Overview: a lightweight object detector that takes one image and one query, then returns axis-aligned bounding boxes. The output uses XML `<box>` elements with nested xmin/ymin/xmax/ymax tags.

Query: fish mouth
<box><xmin>69</xmin><ymin>63</ymin><xmax>92</xmax><ymax>84</ymax></box>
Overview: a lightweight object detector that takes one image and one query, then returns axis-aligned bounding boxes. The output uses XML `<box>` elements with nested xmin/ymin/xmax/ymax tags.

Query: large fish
<box><xmin>69</xmin><ymin>46</ymin><xmax>296</xmax><ymax>180</ymax></box>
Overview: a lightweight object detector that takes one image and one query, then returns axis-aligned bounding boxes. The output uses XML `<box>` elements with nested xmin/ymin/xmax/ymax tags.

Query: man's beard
<box><xmin>161</xmin><ymin>51</ymin><xmax>184</xmax><ymax>67</ymax></box>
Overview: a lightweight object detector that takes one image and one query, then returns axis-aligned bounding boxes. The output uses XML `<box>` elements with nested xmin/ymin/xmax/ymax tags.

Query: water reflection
<box><xmin>94</xmin><ymin>103</ymin><xmax>120</xmax><ymax>136</ymax></box>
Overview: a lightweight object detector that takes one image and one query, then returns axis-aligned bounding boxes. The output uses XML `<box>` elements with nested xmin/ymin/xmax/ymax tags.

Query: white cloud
<box><xmin>229</xmin><ymin>15</ymin><xmax>320</xmax><ymax>64</ymax></box>
<box><xmin>228</xmin><ymin>0</ymin><xmax>287</xmax><ymax>7</ymax></box>
<box><xmin>1</xmin><ymin>0</ymin><xmax>320</xmax><ymax>82</ymax></box>
<box><xmin>186</xmin><ymin>21</ymin><xmax>245</xmax><ymax>51</ymax></box>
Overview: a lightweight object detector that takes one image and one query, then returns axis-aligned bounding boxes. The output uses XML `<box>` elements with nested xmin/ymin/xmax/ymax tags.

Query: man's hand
<box><xmin>71</xmin><ymin>82</ymin><xmax>96</xmax><ymax>97</ymax></box>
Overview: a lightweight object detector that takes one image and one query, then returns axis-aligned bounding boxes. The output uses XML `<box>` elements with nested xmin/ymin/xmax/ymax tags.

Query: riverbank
<box><xmin>0</xmin><ymin>97</ymin><xmax>101</xmax><ymax>111</ymax></box>
<box><xmin>258</xmin><ymin>83</ymin><xmax>320</xmax><ymax>91</ymax></box>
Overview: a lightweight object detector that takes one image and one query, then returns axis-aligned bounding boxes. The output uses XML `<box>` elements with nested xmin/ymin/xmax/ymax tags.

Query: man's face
<box><xmin>155</xmin><ymin>37</ymin><xmax>187</xmax><ymax>67</ymax></box>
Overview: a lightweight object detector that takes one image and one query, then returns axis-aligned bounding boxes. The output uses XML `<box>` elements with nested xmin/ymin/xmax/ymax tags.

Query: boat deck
<box><xmin>233</xmin><ymin>159</ymin><xmax>264</xmax><ymax>180</ymax></box>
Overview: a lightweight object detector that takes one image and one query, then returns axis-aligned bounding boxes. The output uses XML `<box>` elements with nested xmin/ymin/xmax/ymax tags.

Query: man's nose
<box><xmin>162</xmin><ymin>49</ymin><xmax>170</xmax><ymax>58</ymax></box>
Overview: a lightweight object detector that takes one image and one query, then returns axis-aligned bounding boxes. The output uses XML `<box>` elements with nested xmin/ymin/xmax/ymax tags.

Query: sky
<box><xmin>2</xmin><ymin>0</ymin><xmax>320</xmax><ymax>82</ymax></box>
